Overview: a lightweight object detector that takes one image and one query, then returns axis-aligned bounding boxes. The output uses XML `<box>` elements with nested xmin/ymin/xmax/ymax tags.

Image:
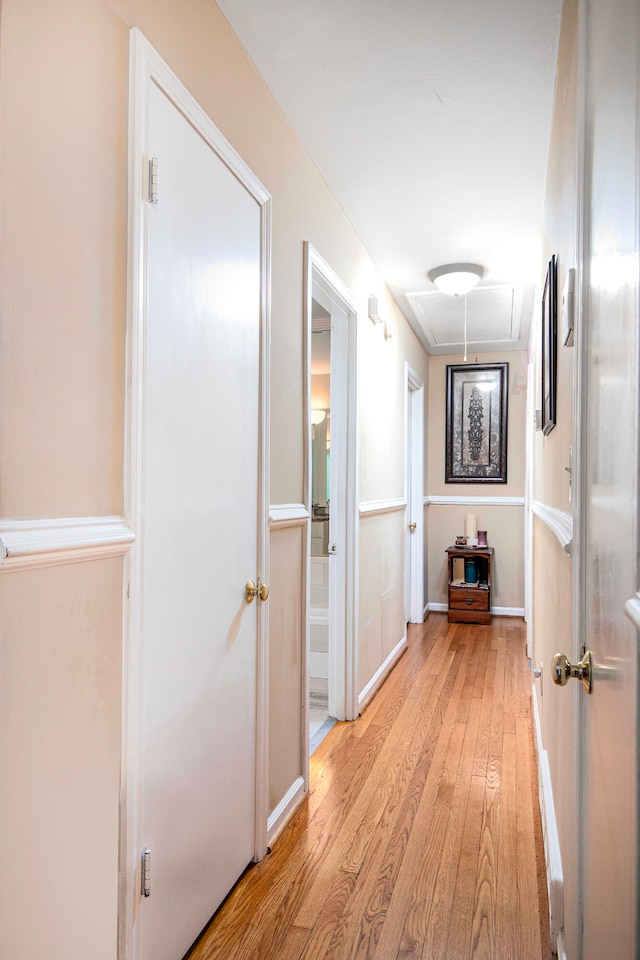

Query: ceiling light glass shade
<box><xmin>311</xmin><ymin>409</ymin><xmax>326</xmax><ymax>425</ymax></box>
<box><xmin>428</xmin><ymin>262</ymin><xmax>485</xmax><ymax>297</ymax></box>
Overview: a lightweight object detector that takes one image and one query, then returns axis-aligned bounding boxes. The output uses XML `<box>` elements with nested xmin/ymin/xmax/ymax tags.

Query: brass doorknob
<box><xmin>552</xmin><ymin>650</ymin><xmax>592</xmax><ymax>693</ymax></box>
<box><xmin>245</xmin><ymin>580</ymin><xmax>269</xmax><ymax>603</ymax></box>
<box><xmin>408</xmin><ymin>521</ymin><xmax>417</xmax><ymax>532</ymax></box>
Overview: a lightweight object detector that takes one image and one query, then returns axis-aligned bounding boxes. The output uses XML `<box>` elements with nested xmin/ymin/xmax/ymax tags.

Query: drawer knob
<box><xmin>465</xmin><ymin>598</ymin><xmax>473</xmax><ymax>605</ymax></box>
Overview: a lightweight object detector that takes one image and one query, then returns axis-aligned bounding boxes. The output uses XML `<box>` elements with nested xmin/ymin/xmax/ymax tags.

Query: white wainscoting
<box><xmin>0</xmin><ymin>516</ymin><xmax>135</xmax><ymax>571</ymax></box>
<box><xmin>531</xmin><ymin>500</ymin><xmax>573</xmax><ymax>555</ymax></box>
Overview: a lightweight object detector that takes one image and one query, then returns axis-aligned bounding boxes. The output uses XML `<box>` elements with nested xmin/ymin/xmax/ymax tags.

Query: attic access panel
<box><xmin>406</xmin><ymin>284</ymin><xmax>534</xmax><ymax>353</ymax></box>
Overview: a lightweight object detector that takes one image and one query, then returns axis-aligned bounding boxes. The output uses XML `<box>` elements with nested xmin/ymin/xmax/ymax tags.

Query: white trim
<box><xmin>121</xmin><ymin>30</ymin><xmax>271</xmax><ymax>960</ymax></box>
<box><xmin>423</xmin><ymin>602</ymin><xmax>430</xmax><ymax>620</ymax></box>
<box><xmin>624</xmin><ymin>593</ymin><xmax>640</xmax><ymax>631</ymax></box>
<box><xmin>532</xmin><ymin>688</ymin><xmax>565</xmax><ymax>946</ymax></box>
<box><xmin>269</xmin><ymin>503</ymin><xmax>310</xmax><ymax>528</ymax></box>
<box><xmin>531</xmin><ymin>500</ymin><xmax>573</xmax><ymax>554</ymax></box>
<box><xmin>427</xmin><ymin>602</ymin><xmax>449</xmax><ymax>613</ymax></box>
<box><xmin>493</xmin><ymin>606</ymin><xmax>525</xmax><ymax>617</ymax></box>
<box><xmin>267</xmin><ymin>776</ymin><xmax>305</xmax><ymax>846</ymax></box>
<box><xmin>424</xmin><ymin>495</ymin><xmax>525</xmax><ymax>506</ymax></box>
<box><xmin>0</xmin><ymin>516</ymin><xmax>134</xmax><ymax>571</ymax></box>
<box><xmin>359</xmin><ymin>497</ymin><xmax>407</xmax><ymax>517</ymax></box>
<box><xmin>426</xmin><ymin>602</ymin><xmax>524</xmax><ymax>617</ymax></box>
<box><xmin>358</xmin><ymin>635</ymin><xmax>407</xmax><ymax>711</ymax></box>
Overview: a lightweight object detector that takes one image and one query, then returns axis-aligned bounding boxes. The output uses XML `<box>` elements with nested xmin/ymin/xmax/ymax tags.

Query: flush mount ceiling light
<box><xmin>427</xmin><ymin>262</ymin><xmax>485</xmax><ymax>297</ymax></box>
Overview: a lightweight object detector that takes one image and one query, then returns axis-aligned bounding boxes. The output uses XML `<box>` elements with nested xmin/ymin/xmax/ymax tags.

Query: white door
<box><xmin>405</xmin><ymin>367</ymin><xmax>424</xmax><ymax>624</ymax></box>
<box><xmin>133</xmin><ymin>60</ymin><xmax>268</xmax><ymax>960</ymax></box>
<box><xmin>572</xmin><ymin>0</ymin><xmax>639</xmax><ymax>955</ymax></box>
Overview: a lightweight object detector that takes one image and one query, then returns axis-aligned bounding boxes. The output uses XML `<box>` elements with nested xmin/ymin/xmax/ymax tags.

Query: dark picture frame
<box><xmin>445</xmin><ymin>362</ymin><xmax>508</xmax><ymax>483</ymax></box>
<box><xmin>541</xmin><ymin>255</ymin><xmax>558</xmax><ymax>436</ymax></box>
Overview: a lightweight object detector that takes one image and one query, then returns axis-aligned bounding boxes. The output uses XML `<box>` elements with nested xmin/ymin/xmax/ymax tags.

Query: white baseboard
<box><xmin>267</xmin><ymin>775</ymin><xmax>305</xmax><ymax>847</ymax></box>
<box><xmin>358</xmin><ymin>635</ymin><xmax>407</xmax><ymax>711</ymax></box>
<box><xmin>532</xmin><ymin>686</ymin><xmax>564</xmax><ymax>948</ymax></box>
<box><xmin>493</xmin><ymin>605</ymin><xmax>525</xmax><ymax>617</ymax></box>
<box><xmin>425</xmin><ymin>602</ymin><xmax>524</xmax><ymax>617</ymax></box>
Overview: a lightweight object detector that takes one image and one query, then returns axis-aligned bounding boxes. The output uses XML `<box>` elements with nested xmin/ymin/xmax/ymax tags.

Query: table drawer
<box><xmin>449</xmin><ymin>588</ymin><xmax>489</xmax><ymax>611</ymax></box>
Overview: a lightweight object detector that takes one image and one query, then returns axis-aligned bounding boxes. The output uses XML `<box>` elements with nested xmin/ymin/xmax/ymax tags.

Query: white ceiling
<box><xmin>216</xmin><ymin>0</ymin><xmax>562</xmax><ymax>354</ymax></box>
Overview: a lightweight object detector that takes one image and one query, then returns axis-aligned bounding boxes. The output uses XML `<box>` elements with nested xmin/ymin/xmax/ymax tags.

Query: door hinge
<box><xmin>141</xmin><ymin>848</ymin><xmax>151</xmax><ymax>897</ymax></box>
<box><xmin>148</xmin><ymin>157</ymin><xmax>159</xmax><ymax>204</ymax></box>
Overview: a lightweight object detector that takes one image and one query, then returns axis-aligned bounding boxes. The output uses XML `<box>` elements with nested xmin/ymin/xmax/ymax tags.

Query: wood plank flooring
<box><xmin>188</xmin><ymin>614</ymin><xmax>551</xmax><ymax>960</ymax></box>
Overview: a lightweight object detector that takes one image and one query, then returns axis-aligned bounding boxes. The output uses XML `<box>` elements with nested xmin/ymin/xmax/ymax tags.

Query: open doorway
<box><xmin>309</xmin><ymin>307</ymin><xmax>332</xmax><ymax>751</ymax></box>
<box><xmin>304</xmin><ymin>243</ymin><xmax>358</xmax><ymax>768</ymax></box>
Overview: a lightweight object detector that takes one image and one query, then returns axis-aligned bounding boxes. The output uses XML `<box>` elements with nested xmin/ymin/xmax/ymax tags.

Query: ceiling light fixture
<box><xmin>428</xmin><ymin>262</ymin><xmax>485</xmax><ymax>297</ymax></box>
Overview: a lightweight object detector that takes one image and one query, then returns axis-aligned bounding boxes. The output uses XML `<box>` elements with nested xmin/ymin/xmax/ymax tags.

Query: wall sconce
<box><xmin>369</xmin><ymin>295</ymin><xmax>393</xmax><ymax>340</ymax></box>
<box><xmin>311</xmin><ymin>409</ymin><xmax>326</xmax><ymax>426</ymax></box>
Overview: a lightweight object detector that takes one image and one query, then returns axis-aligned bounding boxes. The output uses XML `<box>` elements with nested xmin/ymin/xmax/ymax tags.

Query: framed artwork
<box><xmin>445</xmin><ymin>362</ymin><xmax>509</xmax><ymax>483</ymax></box>
<box><xmin>541</xmin><ymin>254</ymin><xmax>558</xmax><ymax>435</ymax></box>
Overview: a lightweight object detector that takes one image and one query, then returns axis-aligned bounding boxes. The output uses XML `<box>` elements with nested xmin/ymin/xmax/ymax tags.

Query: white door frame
<box><xmin>405</xmin><ymin>365</ymin><xmax>424</xmax><ymax>624</ymax></box>
<box><xmin>303</xmin><ymin>243</ymin><xmax>358</xmax><ymax>781</ymax></box>
<box><xmin>119</xmin><ymin>30</ymin><xmax>271</xmax><ymax>960</ymax></box>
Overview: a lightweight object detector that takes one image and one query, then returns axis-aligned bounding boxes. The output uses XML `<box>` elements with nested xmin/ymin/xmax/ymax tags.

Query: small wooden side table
<box><xmin>445</xmin><ymin>545</ymin><xmax>494</xmax><ymax>625</ymax></box>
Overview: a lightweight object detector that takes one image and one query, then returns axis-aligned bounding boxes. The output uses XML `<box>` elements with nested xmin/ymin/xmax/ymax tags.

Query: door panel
<box><xmin>140</xmin><ymin>80</ymin><xmax>262</xmax><ymax>960</ymax></box>
<box><xmin>580</xmin><ymin>0</ymin><xmax>639</xmax><ymax>955</ymax></box>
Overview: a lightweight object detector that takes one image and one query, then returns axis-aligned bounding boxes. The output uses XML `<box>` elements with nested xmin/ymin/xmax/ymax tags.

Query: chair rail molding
<box><xmin>269</xmin><ymin>503</ymin><xmax>310</xmax><ymax>528</ymax></box>
<box><xmin>359</xmin><ymin>497</ymin><xmax>407</xmax><ymax>517</ymax></box>
<box><xmin>424</xmin><ymin>495</ymin><xmax>525</xmax><ymax>506</ymax></box>
<box><xmin>0</xmin><ymin>516</ymin><xmax>135</xmax><ymax>572</ymax></box>
<box><xmin>531</xmin><ymin>500</ymin><xmax>573</xmax><ymax>555</ymax></box>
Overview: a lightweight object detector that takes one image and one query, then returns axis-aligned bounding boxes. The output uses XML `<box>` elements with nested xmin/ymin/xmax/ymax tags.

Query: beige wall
<box><xmin>0</xmin><ymin>2</ymin><xmax>430</xmax><ymax>956</ymax></box>
<box><xmin>531</xmin><ymin>0</ymin><xmax>579</xmax><ymax>955</ymax></box>
<box><xmin>426</xmin><ymin>350</ymin><xmax>528</xmax><ymax>610</ymax></box>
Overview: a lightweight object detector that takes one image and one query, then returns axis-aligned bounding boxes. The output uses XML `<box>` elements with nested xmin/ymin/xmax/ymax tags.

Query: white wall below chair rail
<box><xmin>0</xmin><ymin>516</ymin><xmax>135</xmax><ymax>571</ymax></box>
<box><xmin>531</xmin><ymin>501</ymin><xmax>573</xmax><ymax>555</ymax></box>
<box><xmin>424</xmin><ymin>495</ymin><xmax>525</xmax><ymax>506</ymax></box>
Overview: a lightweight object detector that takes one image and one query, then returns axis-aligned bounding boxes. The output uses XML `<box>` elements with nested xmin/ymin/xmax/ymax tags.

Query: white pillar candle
<box><xmin>464</xmin><ymin>514</ymin><xmax>478</xmax><ymax>539</ymax></box>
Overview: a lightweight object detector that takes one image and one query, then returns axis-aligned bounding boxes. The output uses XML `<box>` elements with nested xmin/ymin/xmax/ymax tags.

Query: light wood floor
<box><xmin>188</xmin><ymin>614</ymin><xmax>551</xmax><ymax>960</ymax></box>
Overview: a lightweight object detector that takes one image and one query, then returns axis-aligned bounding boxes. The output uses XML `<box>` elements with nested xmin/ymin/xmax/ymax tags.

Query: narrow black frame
<box><xmin>541</xmin><ymin>254</ymin><xmax>558</xmax><ymax>436</ymax></box>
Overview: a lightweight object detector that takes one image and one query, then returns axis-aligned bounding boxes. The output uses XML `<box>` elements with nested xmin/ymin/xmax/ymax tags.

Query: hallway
<box><xmin>189</xmin><ymin>614</ymin><xmax>550</xmax><ymax>960</ymax></box>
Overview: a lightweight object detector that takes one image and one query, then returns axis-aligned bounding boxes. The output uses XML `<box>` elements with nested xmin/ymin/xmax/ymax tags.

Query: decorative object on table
<box><xmin>455</xmin><ymin>534</ymin><xmax>467</xmax><ymax>546</ymax></box>
<box><xmin>541</xmin><ymin>254</ymin><xmax>558</xmax><ymax>435</ymax></box>
<box><xmin>477</xmin><ymin>529</ymin><xmax>488</xmax><ymax>547</ymax></box>
<box><xmin>464</xmin><ymin>513</ymin><xmax>478</xmax><ymax>547</ymax></box>
<box><xmin>445</xmin><ymin>362</ymin><xmax>508</xmax><ymax>483</ymax></box>
<box><xmin>464</xmin><ymin>558</ymin><xmax>478</xmax><ymax>583</ymax></box>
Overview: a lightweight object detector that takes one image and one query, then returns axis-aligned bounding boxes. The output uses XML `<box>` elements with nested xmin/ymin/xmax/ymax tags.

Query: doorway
<box><xmin>304</xmin><ymin>244</ymin><xmax>358</xmax><ymax>768</ymax></box>
<box><xmin>121</xmin><ymin>31</ymin><xmax>271</xmax><ymax>960</ymax></box>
